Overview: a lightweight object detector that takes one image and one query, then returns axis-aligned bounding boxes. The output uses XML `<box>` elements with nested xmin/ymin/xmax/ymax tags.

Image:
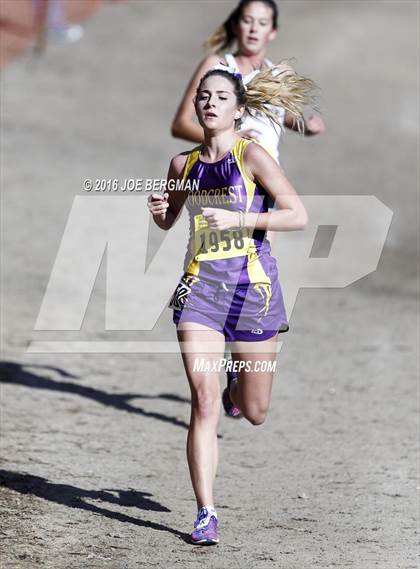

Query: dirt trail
<box><xmin>1</xmin><ymin>1</ymin><xmax>418</xmax><ymax>568</ymax></box>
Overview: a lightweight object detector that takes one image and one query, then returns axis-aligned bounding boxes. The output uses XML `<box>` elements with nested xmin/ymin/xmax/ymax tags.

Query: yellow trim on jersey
<box><xmin>184</xmin><ymin>274</ymin><xmax>200</xmax><ymax>287</ymax></box>
<box><xmin>186</xmin><ymin>256</ymin><xmax>200</xmax><ymax>276</ymax></box>
<box><xmin>182</xmin><ymin>145</ymin><xmax>202</xmax><ymax>276</ymax></box>
<box><xmin>183</xmin><ymin>139</ymin><xmax>272</xmax><ymax>279</ymax></box>
<box><xmin>233</xmin><ymin>137</ymin><xmax>273</xmax><ymax>286</ymax></box>
<box><xmin>182</xmin><ymin>145</ymin><xmax>202</xmax><ymax>181</ymax></box>
<box><xmin>231</xmin><ymin>138</ymin><xmax>256</xmax><ymax>213</ymax></box>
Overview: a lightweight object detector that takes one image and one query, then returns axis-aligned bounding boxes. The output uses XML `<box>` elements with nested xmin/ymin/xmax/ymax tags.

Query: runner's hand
<box><xmin>147</xmin><ymin>192</ymin><xmax>169</xmax><ymax>219</ymax></box>
<box><xmin>305</xmin><ymin>115</ymin><xmax>326</xmax><ymax>135</ymax></box>
<box><xmin>201</xmin><ymin>207</ymin><xmax>240</xmax><ymax>230</ymax></box>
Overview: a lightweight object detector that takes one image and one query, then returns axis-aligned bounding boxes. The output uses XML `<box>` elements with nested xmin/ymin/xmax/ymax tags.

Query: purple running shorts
<box><xmin>170</xmin><ymin>273</ymin><xmax>289</xmax><ymax>342</ymax></box>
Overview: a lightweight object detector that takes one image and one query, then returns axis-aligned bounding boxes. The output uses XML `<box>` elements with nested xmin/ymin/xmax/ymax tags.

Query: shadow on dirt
<box><xmin>0</xmin><ymin>469</ymin><xmax>192</xmax><ymax>541</ymax></box>
<box><xmin>0</xmin><ymin>361</ymin><xmax>191</xmax><ymax>430</ymax></box>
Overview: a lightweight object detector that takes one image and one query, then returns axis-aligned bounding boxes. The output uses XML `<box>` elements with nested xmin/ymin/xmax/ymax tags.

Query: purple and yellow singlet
<box><xmin>182</xmin><ymin>137</ymin><xmax>275</xmax><ymax>286</ymax></box>
<box><xmin>170</xmin><ymin>137</ymin><xmax>289</xmax><ymax>341</ymax></box>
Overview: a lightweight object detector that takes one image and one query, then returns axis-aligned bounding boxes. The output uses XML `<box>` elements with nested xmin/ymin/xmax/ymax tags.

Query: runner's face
<box><xmin>236</xmin><ymin>1</ymin><xmax>277</xmax><ymax>55</ymax></box>
<box><xmin>195</xmin><ymin>75</ymin><xmax>243</xmax><ymax>132</ymax></box>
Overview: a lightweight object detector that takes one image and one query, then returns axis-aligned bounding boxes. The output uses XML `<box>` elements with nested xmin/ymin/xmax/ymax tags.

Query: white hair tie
<box><xmin>209</xmin><ymin>63</ymin><xmax>246</xmax><ymax>89</ymax></box>
<box><xmin>209</xmin><ymin>63</ymin><xmax>266</xmax><ymax>92</ymax></box>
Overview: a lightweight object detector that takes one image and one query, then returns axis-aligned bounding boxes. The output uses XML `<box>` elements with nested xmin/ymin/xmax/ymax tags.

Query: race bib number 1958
<box><xmin>193</xmin><ymin>214</ymin><xmax>251</xmax><ymax>261</ymax></box>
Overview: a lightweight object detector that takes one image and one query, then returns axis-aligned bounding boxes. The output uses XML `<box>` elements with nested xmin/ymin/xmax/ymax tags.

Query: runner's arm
<box><xmin>243</xmin><ymin>142</ymin><xmax>308</xmax><ymax>231</ymax></box>
<box><xmin>148</xmin><ymin>153</ymin><xmax>188</xmax><ymax>230</ymax></box>
<box><xmin>284</xmin><ymin>111</ymin><xmax>326</xmax><ymax>136</ymax></box>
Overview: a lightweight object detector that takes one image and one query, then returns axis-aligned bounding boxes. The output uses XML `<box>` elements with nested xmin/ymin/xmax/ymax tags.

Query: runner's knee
<box><xmin>192</xmin><ymin>387</ymin><xmax>220</xmax><ymax>420</ymax></box>
<box><xmin>243</xmin><ymin>405</ymin><xmax>268</xmax><ymax>426</ymax></box>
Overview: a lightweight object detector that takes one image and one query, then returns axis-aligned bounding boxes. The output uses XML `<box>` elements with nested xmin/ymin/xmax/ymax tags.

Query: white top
<box><xmin>224</xmin><ymin>53</ymin><xmax>285</xmax><ymax>164</ymax></box>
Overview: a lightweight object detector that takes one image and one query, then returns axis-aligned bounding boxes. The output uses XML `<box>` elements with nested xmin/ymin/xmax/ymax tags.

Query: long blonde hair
<box><xmin>245</xmin><ymin>62</ymin><xmax>318</xmax><ymax>133</ymax></box>
<box><xmin>197</xmin><ymin>62</ymin><xmax>318</xmax><ymax>133</ymax></box>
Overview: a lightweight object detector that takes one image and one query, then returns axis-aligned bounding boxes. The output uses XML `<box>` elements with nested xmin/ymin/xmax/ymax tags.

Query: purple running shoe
<box><xmin>222</xmin><ymin>368</ymin><xmax>242</xmax><ymax>418</ymax></box>
<box><xmin>190</xmin><ymin>507</ymin><xmax>219</xmax><ymax>545</ymax></box>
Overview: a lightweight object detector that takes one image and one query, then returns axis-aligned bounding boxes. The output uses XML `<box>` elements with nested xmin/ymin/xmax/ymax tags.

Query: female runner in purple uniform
<box><xmin>148</xmin><ymin>63</ymin><xmax>315</xmax><ymax>545</ymax></box>
<box><xmin>171</xmin><ymin>0</ymin><xmax>325</xmax><ymax>419</ymax></box>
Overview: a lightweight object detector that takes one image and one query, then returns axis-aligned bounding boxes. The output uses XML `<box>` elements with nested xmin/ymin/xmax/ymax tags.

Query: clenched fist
<box><xmin>147</xmin><ymin>192</ymin><xmax>169</xmax><ymax>220</ymax></box>
<box><xmin>304</xmin><ymin>115</ymin><xmax>326</xmax><ymax>135</ymax></box>
<box><xmin>201</xmin><ymin>207</ymin><xmax>240</xmax><ymax>230</ymax></box>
